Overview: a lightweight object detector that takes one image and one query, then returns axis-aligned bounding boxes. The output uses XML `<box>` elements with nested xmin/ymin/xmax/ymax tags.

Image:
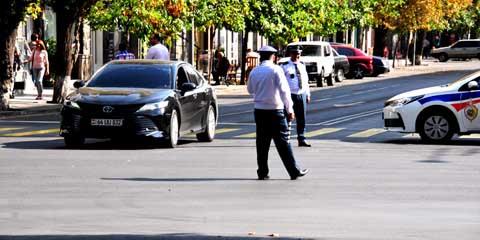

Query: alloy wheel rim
<box><xmin>354</xmin><ymin>67</ymin><xmax>362</xmax><ymax>78</ymax></box>
<box><xmin>424</xmin><ymin>116</ymin><xmax>449</xmax><ymax>140</ymax></box>
<box><xmin>207</xmin><ymin>107</ymin><xmax>215</xmax><ymax>138</ymax></box>
<box><xmin>171</xmin><ymin>111</ymin><xmax>179</xmax><ymax>144</ymax></box>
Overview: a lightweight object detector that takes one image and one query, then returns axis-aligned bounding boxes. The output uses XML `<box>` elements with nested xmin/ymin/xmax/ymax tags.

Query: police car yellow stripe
<box><xmin>348</xmin><ymin>128</ymin><xmax>386</xmax><ymax>138</ymax></box>
<box><xmin>1</xmin><ymin>128</ymin><xmax>59</xmax><ymax>137</ymax></box>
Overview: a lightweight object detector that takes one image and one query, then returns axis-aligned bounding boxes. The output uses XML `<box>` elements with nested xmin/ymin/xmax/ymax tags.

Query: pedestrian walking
<box><xmin>115</xmin><ymin>43</ymin><xmax>135</xmax><ymax>60</ymax></box>
<box><xmin>281</xmin><ymin>45</ymin><xmax>312</xmax><ymax>147</ymax></box>
<box><xmin>146</xmin><ymin>33</ymin><xmax>169</xmax><ymax>60</ymax></box>
<box><xmin>24</xmin><ymin>40</ymin><xmax>49</xmax><ymax>100</ymax></box>
<box><xmin>247</xmin><ymin>45</ymin><xmax>308</xmax><ymax>180</ymax></box>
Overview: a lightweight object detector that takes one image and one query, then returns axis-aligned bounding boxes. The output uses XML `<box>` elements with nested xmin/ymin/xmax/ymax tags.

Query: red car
<box><xmin>331</xmin><ymin>45</ymin><xmax>373</xmax><ymax>79</ymax></box>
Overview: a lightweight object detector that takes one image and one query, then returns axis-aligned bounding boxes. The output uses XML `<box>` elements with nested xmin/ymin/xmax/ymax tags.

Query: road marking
<box><xmin>348</xmin><ymin>128</ymin><xmax>386</xmax><ymax>138</ymax></box>
<box><xmin>0</xmin><ymin>127</ymin><xmax>23</xmax><ymax>132</ymax></box>
<box><xmin>305</xmin><ymin>128</ymin><xmax>343</xmax><ymax>137</ymax></box>
<box><xmin>235</xmin><ymin>132</ymin><xmax>256</xmax><ymax>138</ymax></box>
<box><xmin>333</xmin><ymin>101</ymin><xmax>365</xmax><ymax>107</ymax></box>
<box><xmin>184</xmin><ymin>128</ymin><xmax>240</xmax><ymax>138</ymax></box>
<box><xmin>312</xmin><ymin>97</ymin><xmax>332</xmax><ymax>102</ymax></box>
<box><xmin>0</xmin><ymin>120</ymin><xmax>59</xmax><ymax>124</ymax></box>
<box><xmin>403</xmin><ymin>133</ymin><xmax>420</xmax><ymax>138</ymax></box>
<box><xmin>459</xmin><ymin>134</ymin><xmax>480</xmax><ymax>139</ymax></box>
<box><xmin>220</xmin><ymin>110</ymin><xmax>253</xmax><ymax>117</ymax></box>
<box><xmin>314</xmin><ymin>109</ymin><xmax>382</xmax><ymax>126</ymax></box>
<box><xmin>1</xmin><ymin>128</ymin><xmax>59</xmax><ymax>137</ymax></box>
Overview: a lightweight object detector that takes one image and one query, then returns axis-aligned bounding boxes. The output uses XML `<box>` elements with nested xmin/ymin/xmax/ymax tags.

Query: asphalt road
<box><xmin>1</xmin><ymin>61</ymin><xmax>480</xmax><ymax>239</ymax></box>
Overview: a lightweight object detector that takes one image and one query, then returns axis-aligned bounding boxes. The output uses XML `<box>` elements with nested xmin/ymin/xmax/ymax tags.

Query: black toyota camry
<box><xmin>60</xmin><ymin>60</ymin><xmax>218</xmax><ymax>148</ymax></box>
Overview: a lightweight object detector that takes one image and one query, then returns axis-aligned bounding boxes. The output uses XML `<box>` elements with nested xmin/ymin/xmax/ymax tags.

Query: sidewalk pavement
<box><xmin>1</xmin><ymin>59</ymin><xmax>479</xmax><ymax>119</ymax></box>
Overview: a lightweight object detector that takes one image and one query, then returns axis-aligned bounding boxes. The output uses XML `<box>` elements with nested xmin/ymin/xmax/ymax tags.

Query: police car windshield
<box><xmin>449</xmin><ymin>71</ymin><xmax>480</xmax><ymax>86</ymax></box>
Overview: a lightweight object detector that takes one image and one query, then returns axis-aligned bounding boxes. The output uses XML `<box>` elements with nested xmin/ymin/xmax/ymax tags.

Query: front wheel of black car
<box><xmin>197</xmin><ymin>105</ymin><xmax>216</xmax><ymax>142</ymax></box>
<box><xmin>64</xmin><ymin>134</ymin><xmax>85</xmax><ymax>148</ymax></box>
<box><xmin>165</xmin><ymin>109</ymin><xmax>179</xmax><ymax>148</ymax></box>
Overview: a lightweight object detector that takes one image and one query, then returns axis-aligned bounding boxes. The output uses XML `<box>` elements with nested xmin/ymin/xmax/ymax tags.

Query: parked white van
<box><xmin>279</xmin><ymin>41</ymin><xmax>335</xmax><ymax>87</ymax></box>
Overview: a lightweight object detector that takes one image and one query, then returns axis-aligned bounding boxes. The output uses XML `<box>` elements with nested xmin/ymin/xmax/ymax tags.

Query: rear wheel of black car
<box><xmin>335</xmin><ymin>69</ymin><xmax>345</xmax><ymax>82</ymax></box>
<box><xmin>64</xmin><ymin>134</ymin><xmax>85</xmax><ymax>148</ymax></box>
<box><xmin>197</xmin><ymin>105</ymin><xmax>216</xmax><ymax>142</ymax></box>
<box><xmin>438</xmin><ymin>53</ymin><xmax>448</xmax><ymax>62</ymax></box>
<box><xmin>316</xmin><ymin>69</ymin><xmax>325</xmax><ymax>87</ymax></box>
<box><xmin>165</xmin><ymin>109</ymin><xmax>179</xmax><ymax>148</ymax></box>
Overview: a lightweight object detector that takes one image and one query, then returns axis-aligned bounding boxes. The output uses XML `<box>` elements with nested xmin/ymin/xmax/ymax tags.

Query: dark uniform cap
<box><xmin>258</xmin><ymin>46</ymin><xmax>278</xmax><ymax>53</ymax></box>
<box><xmin>288</xmin><ymin>45</ymin><xmax>303</xmax><ymax>54</ymax></box>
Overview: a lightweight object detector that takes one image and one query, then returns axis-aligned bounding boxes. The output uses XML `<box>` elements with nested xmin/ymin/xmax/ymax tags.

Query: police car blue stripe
<box><xmin>418</xmin><ymin>93</ymin><xmax>462</xmax><ymax>105</ymax></box>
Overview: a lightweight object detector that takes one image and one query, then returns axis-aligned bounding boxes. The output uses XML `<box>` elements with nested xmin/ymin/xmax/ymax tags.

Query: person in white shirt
<box><xmin>247</xmin><ymin>45</ymin><xmax>308</xmax><ymax>181</ymax></box>
<box><xmin>146</xmin><ymin>33</ymin><xmax>169</xmax><ymax>60</ymax></box>
<box><xmin>281</xmin><ymin>45</ymin><xmax>312</xmax><ymax>147</ymax></box>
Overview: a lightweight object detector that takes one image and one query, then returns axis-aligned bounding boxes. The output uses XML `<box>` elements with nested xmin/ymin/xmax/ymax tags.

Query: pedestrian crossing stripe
<box><xmin>1</xmin><ymin>128</ymin><xmax>59</xmax><ymax>137</ymax></box>
<box><xmin>235</xmin><ymin>132</ymin><xmax>256</xmax><ymax>138</ymax></box>
<box><xmin>459</xmin><ymin>134</ymin><xmax>480</xmax><ymax>139</ymax></box>
<box><xmin>347</xmin><ymin>128</ymin><xmax>386</xmax><ymax>138</ymax></box>
<box><xmin>402</xmin><ymin>133</ymin><xmax>420</xmax><ymax>138</ymax></box>
<box><xmin>184</xmin><ymin>128</ymin><xmax>240</xmax><ymax>138</ymax></box>
<box><xmin>0</xmin><ymin>127</ymin><xmax>23</xmax><ymax>132</ymax></box>
<box><xmin>305</xmin><ymin>128</ymin><xmax>343</xmax><ymax>137</ymax></box>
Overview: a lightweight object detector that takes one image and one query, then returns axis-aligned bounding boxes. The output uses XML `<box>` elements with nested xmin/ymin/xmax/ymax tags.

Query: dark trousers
<box><xmin>291</xmin><ymin>93</ymin><xmax>307</xmax><ymax>143</ymax></box>
<box><xmin>254</xmin><ymin>109</ymin><xmax>301</xmax><ymax>178</ymax></box>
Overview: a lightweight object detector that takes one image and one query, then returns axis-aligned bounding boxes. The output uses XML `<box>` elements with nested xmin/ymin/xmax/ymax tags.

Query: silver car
<box><xmin>431</xmin><ymin>39</ymin><xmax>480</xmax><ymax>62</ymax></box>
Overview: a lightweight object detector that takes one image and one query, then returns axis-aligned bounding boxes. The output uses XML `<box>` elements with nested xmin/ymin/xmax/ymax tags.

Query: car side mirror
<box><xmin>73</xmin><ymin>80</ymin><xmax>85</xmax><ymax>89</ymax></box>
<box><xmin>468</xmin><ymin>81</ymin><xmax>479</xmax><ymax>90</ymax></box>
<box><xmin>181</xmin><ymin>82</ymin><xmax>196</xmax><ymax>93</ymax></box>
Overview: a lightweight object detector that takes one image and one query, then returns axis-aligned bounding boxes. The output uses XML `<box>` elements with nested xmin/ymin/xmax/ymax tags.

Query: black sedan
<box><xmin>371</xmin><ymin>56</ymin><xmax>390</xmax><ymax>77</ymax></box>
<box><xmin>332</xmin><ymin>48</ymin><xmax>350</xmax><ymax>82</ymax></box>
<box><xmin>60</xmin><ymin>60</ymin><xmax>218</xmax><ymax>148</ymax></box>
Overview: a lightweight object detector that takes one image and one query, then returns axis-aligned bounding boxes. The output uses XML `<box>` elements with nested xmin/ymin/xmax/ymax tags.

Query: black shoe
<box><xmin>291</xmin><ymin>169</ymin><xmax>309</xmax><ymax>180</ymax></box>
<box><xmin>298</xmin><ymin>141</ymin><xmax>311</xmax><ymax>147</ymax></box>
<box><xmin>258</xmin><ymin>175</ymin><xmax>270</xmax><ymax>180</ymax></box>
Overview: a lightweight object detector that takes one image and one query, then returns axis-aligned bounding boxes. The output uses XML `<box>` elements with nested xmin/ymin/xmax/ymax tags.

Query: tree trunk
<box><xmin>0</xmin><ymin>30</ymin><xmax>16</xmax><ymax>110</ymax></box>
<box><xmin>373</xmin><ymin>27</ymin><xmax>388</xmax><ymax>57</ymax></box>
<box><xmin>52</xmin><ymin>12</ymin><xmax>76</xmax><ymax>103</ymax></box>
<box><xmin>239</xmin><ymin>29</ymin><xmax>249</xmax><ymax>85</ymax></box>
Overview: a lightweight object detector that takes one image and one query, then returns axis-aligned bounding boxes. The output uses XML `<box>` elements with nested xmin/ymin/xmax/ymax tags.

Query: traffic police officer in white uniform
<box><xmin>281</xmin><ymin>45</ymin><xmax>311</xmax><ymax>147</ymax></box>
<box><xmin>247</xmin><ymin>46</ymin><xmax>308</xmax><ymax>180</ymax></box>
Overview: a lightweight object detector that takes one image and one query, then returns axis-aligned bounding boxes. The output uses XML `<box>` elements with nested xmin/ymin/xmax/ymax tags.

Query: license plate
<box><xmin>91</xmin><ymin>118</ymin><xmax>123</xmax><ymax>127</ymax></box>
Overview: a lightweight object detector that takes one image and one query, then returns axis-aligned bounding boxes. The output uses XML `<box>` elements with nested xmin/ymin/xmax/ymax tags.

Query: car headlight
<box><xmin>64</xmin><ymin>100</ymin><xmax>81</xmax><ymax>110</ymax></box>
<box><xmin>136</xmin><ymin>101</ymin><xmax>169</xmax><ymax>113</ymax></box>
<box><xmin>384</xmin><ymin>95</ymin><xmax>424</xmax><ymax>107</ymax></box>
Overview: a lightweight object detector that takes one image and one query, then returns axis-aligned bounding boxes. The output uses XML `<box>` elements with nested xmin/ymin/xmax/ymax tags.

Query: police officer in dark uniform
<box><xmin>281</xmin><ymin>45</ymin><xmax>312</xmax><ymax>147</ymax></box>
<box><xmin>247</xmin><ymin>46</ymin><xmax>308</xmax><ymax>180</ymax></box>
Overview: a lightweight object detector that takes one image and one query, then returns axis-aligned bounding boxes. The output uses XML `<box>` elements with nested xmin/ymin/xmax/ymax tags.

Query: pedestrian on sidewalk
<box><xmin>281</xmin><ymin>45</ymin><xmax>312</xmax><ymax>147</ymax></box>
<box><xmin>24</xmin><ymin>40</ymin><xmax>49</xmax><ymax>100</ymax></box>
<box><xmin>115</xmin><ymin>43</ymin><xmax>135</xmax><ymax>60</ymax></box>
<box><xmin>247</xmin><ymin>45</ymin><xmax>308</xmax><ymax>180</ymax></box>
<box><xmin>146</xmin><ymin>33</ymin><xmax>169</xmax><ymax>60</ymax></box>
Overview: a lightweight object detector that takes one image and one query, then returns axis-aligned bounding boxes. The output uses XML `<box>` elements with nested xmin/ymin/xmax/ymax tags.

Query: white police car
<box><xmin>383</xmin><ymin>70</ymin><xmax>480</xmax><ymax>142</ymax></box>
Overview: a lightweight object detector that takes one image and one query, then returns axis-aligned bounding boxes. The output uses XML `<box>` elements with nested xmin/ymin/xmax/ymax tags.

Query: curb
<box><xmin>0</xmin><ymin>104</ymin><xmax>62</xmax><ymax>119</ymax></box>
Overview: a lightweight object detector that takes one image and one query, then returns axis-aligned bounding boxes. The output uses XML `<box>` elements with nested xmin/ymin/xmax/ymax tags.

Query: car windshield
<box><xmin>449</xmin><ymin>71</ymin><xmax>480</xmax><ymax>86</ymax></box>
<box><xmin>287</xmin><ymin>45</ymin><xmax>321</xmax><ymax>57</ymax></box>
<box><xmin>87</xmin><ymin>63</ymin><xmax>172</xmax><ymax>89</ymax></box>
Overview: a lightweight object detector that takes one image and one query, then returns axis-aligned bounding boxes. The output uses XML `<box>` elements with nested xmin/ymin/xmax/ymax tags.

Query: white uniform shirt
<box><xmin>146</xmin><ymin>43</ymin><xmax>169</xmax><ymax>60</ymax></box>
<box><xmin>281</xmin><ymin>60</ymin><xmax>310</xmax><ymax>96</ymax></box>
<box><xmin>247</xmin><ymin>60</ymin><xmax>294</xmax><ymax>114</ymax></box>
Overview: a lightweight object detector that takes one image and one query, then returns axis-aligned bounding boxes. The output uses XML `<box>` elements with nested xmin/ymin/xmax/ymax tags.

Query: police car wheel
<box><xmin>419</xmin><ymin>113</ymin><xmax>454</xmax><ymax>143</ymax></box>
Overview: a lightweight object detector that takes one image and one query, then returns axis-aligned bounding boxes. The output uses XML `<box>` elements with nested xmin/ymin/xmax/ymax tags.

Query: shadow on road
<box><xmin>1</xmin><ymin>139</ymin><xmax>198</xmax><ymax>150</ymax></box>
<box><xmin>0</xmin><ymin>233</ymin><xmax>314</xmax><ymax>240</ymax></box>
<box><xmin>101</xmin><ymin>177</ymin><xmax>257</xmax><ymax>182</ymax></box>
<box><xmin>378</xmin><ymin>138</ymin><xmax>480</xmax><ymax>146</ymax></box>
